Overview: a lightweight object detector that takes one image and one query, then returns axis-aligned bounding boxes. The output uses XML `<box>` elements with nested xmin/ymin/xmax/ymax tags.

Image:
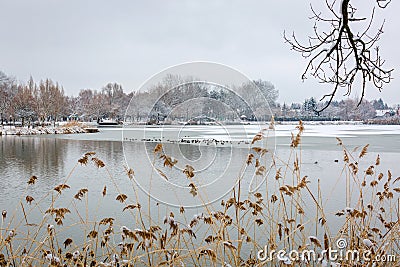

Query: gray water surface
<box><xmin>1</xmin><ymin>124</ymin><xmax>399</xmax><ymax>241</ymax></box>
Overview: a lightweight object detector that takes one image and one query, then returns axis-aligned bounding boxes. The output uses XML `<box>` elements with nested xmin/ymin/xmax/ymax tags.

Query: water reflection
<box><xmin>1</xmin><ymin>128</ymin><xmax>400</xmax><ymax>239</ymax></box>
<box><xmin>0</xmin><ymin>137</ymin><xmax>67</xmax><ymax>199</ymax></box>
<box><xmin>0</xmin><ymin>136</ymin><xmax>127</xmax><ymax>209</ymax></box>
<box><xmin>178</xmin><ymin>143</ymin><xmax>201</xmax><ymax>161</ymax></box>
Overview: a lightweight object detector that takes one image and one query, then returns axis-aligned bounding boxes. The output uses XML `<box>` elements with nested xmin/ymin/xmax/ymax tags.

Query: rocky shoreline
<box><xmin>0</xmin><ymin>126</ymin><xmax>98</xmax><ymax>136</ymax></box>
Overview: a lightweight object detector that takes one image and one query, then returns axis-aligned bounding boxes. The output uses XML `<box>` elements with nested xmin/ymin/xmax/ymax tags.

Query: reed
<box><xmin>0</xmin><ymin>121</ymin><xmax>398</xmax><ymax>266</ymax></box>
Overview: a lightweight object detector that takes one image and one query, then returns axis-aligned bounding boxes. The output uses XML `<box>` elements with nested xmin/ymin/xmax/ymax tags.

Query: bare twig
<box><xmin>284</xmin><ymin>0</ymin><xmax>393</xmax><ymax>112</ymax></box>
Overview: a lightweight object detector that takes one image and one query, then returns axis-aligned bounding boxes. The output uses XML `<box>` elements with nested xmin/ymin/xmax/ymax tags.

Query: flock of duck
<box><xmin>123</xmin><ymin>136</ymin><xmax>252</xmax><ymax>146</ymax></box>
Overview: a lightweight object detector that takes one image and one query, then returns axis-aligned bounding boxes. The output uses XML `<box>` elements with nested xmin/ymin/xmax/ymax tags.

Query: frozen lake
<box><xmin>0</xmin><ymin>123</ymin><xmax>399</xmax><ymax>240</ymax></box>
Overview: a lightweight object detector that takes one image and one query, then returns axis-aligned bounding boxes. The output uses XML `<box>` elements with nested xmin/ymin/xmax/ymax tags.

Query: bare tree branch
<box><xmin>284</xmin><ymin>0</ymin><xmax>393</xmax><ymax>112</ymax></box>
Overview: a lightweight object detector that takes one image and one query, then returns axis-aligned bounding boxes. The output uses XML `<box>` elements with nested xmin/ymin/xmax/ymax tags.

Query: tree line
<box><xmin>278</xmin><ymin>97</ymin><xmax>397</xmax><ymax>122</ymax></box>
<box><xmin>1</xmin><ymin>70</ymin><xmax>396</xmax><ymax>126</ymax></box>
<box><xmin>0</xmin><ymin>71</ymin><xmax>279</xmax><ymax>125</ymax></box>
<box><xmin>126</xmin><ymin>75</ymin><xmax>279</xmax><ymax>122</ymax></box>
<box><xmin>0</xmin><ymin>71</ymin><xmax>132</xmax><ymax>126</ymax></box>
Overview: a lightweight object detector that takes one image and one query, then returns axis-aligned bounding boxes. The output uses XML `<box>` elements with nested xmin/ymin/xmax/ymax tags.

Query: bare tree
<box><xmin>77</xmin><ymin>89</ymin><xmax>94</xmax><ymax>119</ymax></box>
<box><xmin>0</xmin><ymin>71</ymin><xmax>16</xmax><ymax>126</ymax></box>
<box><xmin>285</xmin><ymin>0</ymin><xmax>393</xmax><ymax>111</ymax></box>
<box><xmin>12</xmin><ymin>84</ymin><xmax>36</xmax><ymax>126</ymax></box>
<box><xmin>49</xmin><ymin>82</ymin><xmax>66</xmax><ymax>125</ymax></box>
<box><xmin>38</xmin><ymin>79</ymin><xmax>53</xmax><ymax>122</ymax></box>
<box><xmin>89</xmin><ymin>91</ymin><xmax>108</xmax><ymax>120</ymax></box>
<box><xmin>237</xmin><ymin>80</ymin><xmax>277</xmax><ymax>120</ymax></box>
<box><xmin>127</xmin><ymin>91</ymin><xmax>153</xmax><ymax>121</ymax></box>
<box><xmin>336</xmin><ymin>98</ymin><xmax>376</xmax><ymax>120</ymax></box>
<box><xmin>253</xmin><ymin>79</ymin><xmax>279</xmax><ymax>107</ymax></box>
<box><xmin>36</xmin><ymin>79</ymin><xmax>66</xmax><ymax>125</ymax></box>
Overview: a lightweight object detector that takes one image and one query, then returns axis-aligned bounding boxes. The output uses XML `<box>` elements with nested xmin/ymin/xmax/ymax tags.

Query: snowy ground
<box><xmin>0</xmin><ymin>125</ymin><xmax>88</xmax><ymax>135</ymax></box>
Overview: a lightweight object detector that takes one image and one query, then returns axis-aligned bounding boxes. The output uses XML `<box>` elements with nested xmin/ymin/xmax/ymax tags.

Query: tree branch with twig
<box><xmin>284</xmin><ymin>0</ymin><xmax>393</xmax><ymax>112</ymax></box>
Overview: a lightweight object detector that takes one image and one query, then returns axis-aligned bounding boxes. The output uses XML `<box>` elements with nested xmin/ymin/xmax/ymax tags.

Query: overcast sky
<box><xmin>1</xmin><ymin>0</ymin><xmax>399</xmax><ymax>104</ymax></box>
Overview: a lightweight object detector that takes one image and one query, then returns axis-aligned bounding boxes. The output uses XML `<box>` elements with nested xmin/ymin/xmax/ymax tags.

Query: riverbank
<box><xmin>0</xmin><ymin>125</ymin><xmax>98</xmax><ymax>136</ymax></box>
<box><xmin>126</xmin><ymin>119</ymin><xmax>399</xmax><ymax>126</ymax></box>
<box><xmin>275</xmin><ymin>120</ymin><xmax>364</xmax><ymax>125</ymax></box>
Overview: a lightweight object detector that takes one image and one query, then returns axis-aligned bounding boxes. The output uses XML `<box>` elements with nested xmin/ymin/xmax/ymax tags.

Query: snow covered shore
<box><xmin>275</xmin><ymin>120</ymin><xmax>364</xmax><ymax>125</ymax></box>
<box><xmin>0</xmin><ymin>126</ymin><xmax>98</xmax><ymax>136</ymax></box>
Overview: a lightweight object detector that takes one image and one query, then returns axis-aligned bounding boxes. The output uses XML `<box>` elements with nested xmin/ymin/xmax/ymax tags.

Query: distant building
<box><xmin>375</xmin><ymin>109</ymin><xmax>395</xmax><ymax>118</ymax></box>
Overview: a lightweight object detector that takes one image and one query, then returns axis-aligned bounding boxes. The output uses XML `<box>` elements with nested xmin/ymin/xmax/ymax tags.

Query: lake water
<box><xmin>1</xmin><ymin>124</ymin><xmax>399</xmax><ymax>252</ymax></box>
